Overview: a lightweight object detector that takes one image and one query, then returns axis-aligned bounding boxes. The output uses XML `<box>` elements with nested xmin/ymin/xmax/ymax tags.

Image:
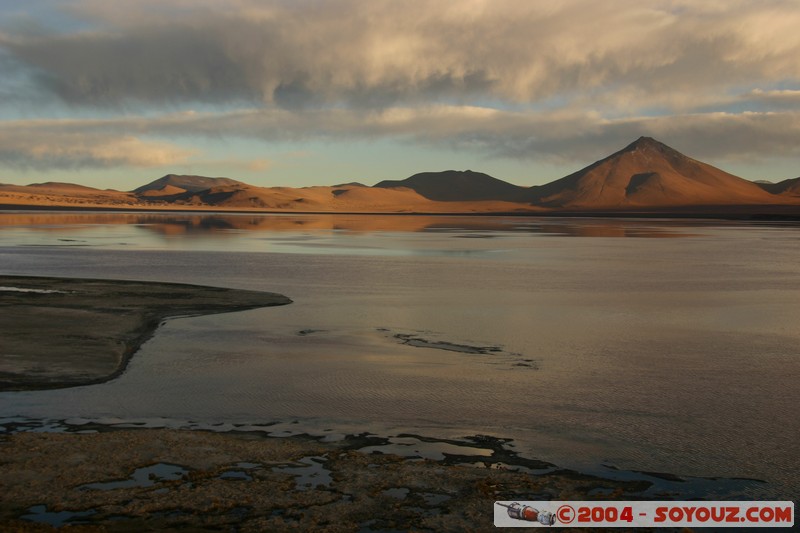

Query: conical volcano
<box><xmin>528</xmin><ymin>137</ymin><xmax>777</xmax><ymax>208</ymax></box>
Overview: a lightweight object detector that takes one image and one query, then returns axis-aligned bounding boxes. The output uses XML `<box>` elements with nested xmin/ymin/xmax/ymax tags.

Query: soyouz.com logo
<box><xmin>493</xmin><ymin>501</ymin><xmax>794</xmax><ymax>528</ymax></box>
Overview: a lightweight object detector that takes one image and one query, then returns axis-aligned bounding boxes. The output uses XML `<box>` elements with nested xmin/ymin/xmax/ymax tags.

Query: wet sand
<box><xmin>0</xmin><ymin>425</ymin><xmax>655</xmax><ymax>532</ymax></box>
<box><xmin>0</xmin><ymin>276</ymin><xmax>291</xmax><ymax>391</ymax></box>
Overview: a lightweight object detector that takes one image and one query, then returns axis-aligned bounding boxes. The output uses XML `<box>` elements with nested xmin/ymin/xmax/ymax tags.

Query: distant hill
<box><xmin>755</xmin><ymin>177</ymin><xmax>800</xmax><ymax>196</ymax></box>
<box><xmin>28</xmin><ymin>182</ymin><xmax>104</xmax><ymax>192</ymax></box>
<box><xmin>133</xmin><ymin>174</ymin><xmax>248</xmax><ymax>194</ymax></box>
<box><xmin>374</xmin><ymin>170</ymin><xmax>526</xmax><ymax>202</ymax></box>
<box><xmin>527</xmin><ymin>137</ymin><xmax>777</xmax><ymax>208</ymax></box>
<box><xmin>3</xmin><ymin>140</ymin><xmax>799</xmax><ymax>214</ymax></box>
<box><xmin>332</xmin><ymin>181</ymin><xmax>367</xmax><ymax>188</ymax></box>
<box><xmin>0</xmin><ymin>180</ymin><xmax>135</xmax><ymax>207</ymax></box>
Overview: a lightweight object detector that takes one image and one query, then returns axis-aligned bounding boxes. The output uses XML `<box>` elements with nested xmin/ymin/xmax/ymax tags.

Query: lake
<box><xmin>1</xmin><ymin>212</ymin><xmax>798</xmax><ymax>499</ymax></box>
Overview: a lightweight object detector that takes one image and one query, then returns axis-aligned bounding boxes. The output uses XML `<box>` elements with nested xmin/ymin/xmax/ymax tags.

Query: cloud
<box><xmin>174</xmin><ymin>106</ymin><xmax>800</xmax><ymax>164</ymax></box>
<box><xmin>0</xmin><ymin>126</ymin><xmax>194</xmax><ymax>170</ymax></box>
<box><xmin>4</xmin><ymin>107</ymin><xmax>799</xmax><ymax>169</ymax></box>
<box><xmin>482</xmin><ymin>111</ymin><xmax>800</xmax><ymax>164</ymax></box>
<box><xmin>1</xmin><ymin>1</ymin><xmax>798</xmax><ymax>173</ymax></box>
<box><xmin>1</xmin><ymin>0</ymin><xmax>798</xmax><ymax>113</ymax></box>
<box><xmin>745</xmin><ymin>88</ymin><xmax>800</xmax><ymax>106</ymax></box>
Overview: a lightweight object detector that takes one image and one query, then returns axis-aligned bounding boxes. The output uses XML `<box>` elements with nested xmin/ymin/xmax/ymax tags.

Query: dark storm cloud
<box><xmin>1</xmin><ymin>0</ymin><xmax>797</xmax><ymax>110</ymax></box>
<box><xmin>2</xmin><ymin>25</ymin><xmax>258</xmax><ymax>105</ymax></box>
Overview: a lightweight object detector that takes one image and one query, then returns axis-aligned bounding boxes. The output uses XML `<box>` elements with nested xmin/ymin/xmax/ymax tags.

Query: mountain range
<box><xmin>755</xmin><ymin>176</ymin><xmax>800</xmax><ymax>196</ymax></box>
<box><xmin>1</xmin><ymin>137</ymin><xmax>798</xmax><ymax>215</ymax></box>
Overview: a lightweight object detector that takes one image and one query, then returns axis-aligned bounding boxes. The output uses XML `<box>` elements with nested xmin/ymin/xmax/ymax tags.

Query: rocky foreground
<box><xmin>0</xmin><ymin>426</ymin><xmax>657</xmax><ymax>532</ymax></box>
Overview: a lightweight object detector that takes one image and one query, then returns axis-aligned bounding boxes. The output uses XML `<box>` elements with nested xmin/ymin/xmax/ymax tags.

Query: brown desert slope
<box><xmin>158</xmin><ymin>183</ymin><xmax>350</xmax><ymax>210</ymax></box>
<box><xmin>0</xmin><ymin>181</ymin><xmax>137</xmax><ymax>207</ymax></box>
<box><xmin>140</xmin><ymin>181</ymin><xmax>531</xmax><ymax>213</ymax></box>
<box><xmin>3</xmin><ymin>182</ymin><xmax>108</xmax><ymax>196</ymax></box>
<box><xmin>28</xmin><ymin>181</ymin><xmax>109</xmax><ymax>192</ymax></box>
<box><xmin>374</xmin><ymin>170</ymin><xmax>527</xmax><ymax>202</ymax></box>
<box><xmin>527</xmin><ymin>137</ymin><xmax>779</xmax><ymax>208</ymax></box>
<box><xmin>755</xmin><ymin>177</ymin><xmax>800</xmax><ymax>197</ymax></box>
<box><xmin>138</xmin><ymin>184</ymin><xmax>188</xmax><ymax>197</ymax></box>
<box><xmin>325</xmin><ymin>184</ymin><xmax>527</xmax><ymax>212</ymax></box>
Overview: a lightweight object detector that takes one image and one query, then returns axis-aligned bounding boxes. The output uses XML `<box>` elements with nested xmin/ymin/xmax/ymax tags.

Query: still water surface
<box><xmin>1</xmin><ymin>212</ymin><xmax>798</xmax><ymax>498</ymax></box>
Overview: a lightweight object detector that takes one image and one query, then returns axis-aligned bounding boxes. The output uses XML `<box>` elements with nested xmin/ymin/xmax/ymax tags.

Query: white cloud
<box><xmin>746</xmin><ymin>89</ymin><xmax>800</xmax><ymax>104</ymax></box>
<box><xmin>0</xmin><ymin>127</ymin><xmax>194</xmax><ymax>169</ymax></box>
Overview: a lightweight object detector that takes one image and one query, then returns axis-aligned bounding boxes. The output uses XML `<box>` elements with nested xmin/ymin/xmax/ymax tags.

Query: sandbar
<box><xmin>0</xmin><ymin>276</ymin><xmax>291</xmax><ymax>391</ymax></box>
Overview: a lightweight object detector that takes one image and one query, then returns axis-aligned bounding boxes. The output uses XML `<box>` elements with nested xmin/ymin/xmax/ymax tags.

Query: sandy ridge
<box><xmin>0</xmin><ymin>276</ymin><xmax>291</xmax><ymax>391</ymax></box>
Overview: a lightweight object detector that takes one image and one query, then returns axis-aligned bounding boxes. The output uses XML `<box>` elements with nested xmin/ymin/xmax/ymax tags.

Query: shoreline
<box><xmin>0</xmin><ymin>419</ymin><xmax>763</xmax><ymax>531</ymax></box>
<box><xmin>0</xmin><ymin>276</ymin><xmax>291</xmax><ymax>391</ymax></box>
<box><xmin>0</xmin><ymin>423</ymin><xmax>605</xmax><ymax>531</ymax></box>
<box><xmin>2</xmin><ymin>203</ymin><xmax>800</xmax><ymax>221</ymax></box>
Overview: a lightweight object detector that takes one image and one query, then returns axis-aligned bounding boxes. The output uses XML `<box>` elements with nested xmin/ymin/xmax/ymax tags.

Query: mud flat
<box><xmin>0</xmin><ymin>276</ymin><xmax>291</xmax><ymax>391</ymax></box>
<box><xmin>0</xmin><ymin>424</ymin><xmax>662</xmax><ymax>532</ymax></box>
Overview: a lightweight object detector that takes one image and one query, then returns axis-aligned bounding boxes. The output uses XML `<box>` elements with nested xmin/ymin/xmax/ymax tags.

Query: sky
<box><xmin>0</xmin><ymin>0</ymin><xmax>799</xmax><ymax>191</ymax></box>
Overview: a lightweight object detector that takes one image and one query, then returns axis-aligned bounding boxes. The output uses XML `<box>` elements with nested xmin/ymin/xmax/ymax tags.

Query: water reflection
<box><xmin>2</xmin><ymin>211</ymin><xmax>799</xmax><ymax>499</ymax></box>
<box><xmin>0</xmin><ymin>212</ymin><xmax>708</xmax><ymax>239</ymax></box>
